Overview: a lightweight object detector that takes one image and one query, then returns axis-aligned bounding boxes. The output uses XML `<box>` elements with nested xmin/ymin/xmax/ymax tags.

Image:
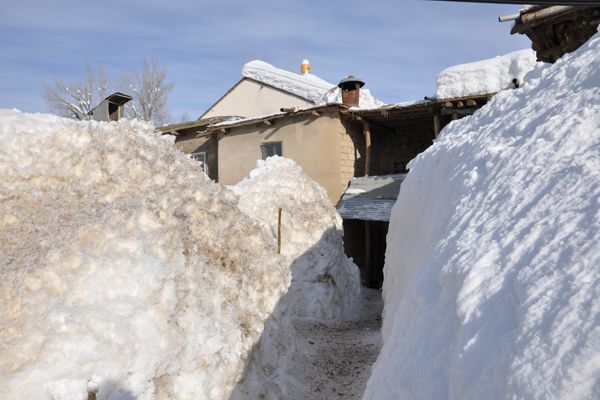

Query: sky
<box><xmin>0</xmin><ymin>0</ymin><xmax>531</xmax><ymax>122</ymax></box>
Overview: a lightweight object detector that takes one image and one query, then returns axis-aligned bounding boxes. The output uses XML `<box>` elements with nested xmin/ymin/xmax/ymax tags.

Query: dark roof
<box><xmin>87</xmin><ymin>92</ymin><xmax>132</xmax><ymax>115</ymax></box>
<box><xmin>337</xmin><ymin>174</ymin><xmax>406</xmax><ymax>221</ymax></box>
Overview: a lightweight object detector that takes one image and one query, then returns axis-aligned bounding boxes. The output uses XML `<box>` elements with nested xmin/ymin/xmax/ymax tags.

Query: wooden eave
<box><xmin>158</xmin><ymin>116</ymin><xmax>232</xmax><ymax>136</ymax></box>
<box><xmin>203</xmin><ymin>104</ymin><xmax>347</xmax><ymax>134</ymax></box>
<box><xmin>342</xmin><ymin>94</ymin><xmax>493</xmax><ymax>127</ymax></box>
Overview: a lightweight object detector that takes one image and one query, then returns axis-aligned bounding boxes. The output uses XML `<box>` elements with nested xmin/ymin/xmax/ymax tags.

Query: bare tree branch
<box><xmin>43</xmin><ymin>59</ymin><xmax>174</xmax><ymax>125</ymax></box>
<box><xmin>123</xmin><ymin>59</ymin><xmax>174</xmax><ymax>126</ymax></box>
<box><xmin>42</xmin><ymin>63</ymin><xmax>108</xmax><ymax>120</ymax></box>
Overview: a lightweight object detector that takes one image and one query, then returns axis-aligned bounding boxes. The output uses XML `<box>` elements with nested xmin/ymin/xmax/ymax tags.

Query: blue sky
<box><xmin>0</xmin><ymin>0</ymin><xmax>530</xmax><ymax>121</ymax></box>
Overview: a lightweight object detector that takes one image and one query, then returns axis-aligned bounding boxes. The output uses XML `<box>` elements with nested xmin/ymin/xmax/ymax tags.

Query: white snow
<box><xmin>230</xmin><ymin>156</ymin><xmax>360</xmax><ymax>398</ymax></box>
<box><xmin>0</xmin><ymin>112</ymin><xmax>358</xmax><ymax>399</ymax></box>
<box><xmin>435</xmin><ymin>49</ymin><xmax>539</xmax><ymax>99</ymax></box>
<box><xmin>364</xmin><ymin>34</ymin><xmax>600</xmax><ymax>399</ymax></box>
<box><xmin>242</xmin><ymin>60</ymin><xmax>384</xmax><ymax>108</ymax></box>
<box><xmin>243</xmin><ymin>60</ymin><xmax>334</xmax><ymax>103</ymax></box>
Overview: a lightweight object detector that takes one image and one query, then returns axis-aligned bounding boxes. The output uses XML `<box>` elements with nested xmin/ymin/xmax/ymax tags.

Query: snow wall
<box><xmin>0</xmin><ymin>111</ymin><xmax>358</xmax><ymax>400</ymax></box>
<box><xmin>364</xmin><ymin>36</ymin><xmax>600</xmax><ymax>399</ymax></box>
<box><xmin>230</xmin><ymin>156</ymin><xmax>360</xmax><ymax>398</ymax></box>
<box><xmin>435</xmin><ymin>49</ymin><xmax>538</xmax><ymax>99</ymax></box>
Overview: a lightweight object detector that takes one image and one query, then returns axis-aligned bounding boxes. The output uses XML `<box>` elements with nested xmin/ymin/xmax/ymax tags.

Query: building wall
<box><xmin>218</xmin><ymin>113</ymin><xmax>348</xmax><ymax>203</ymax></box>
<box><xmin>371</xmin><ymin>118</ymin><xmax>435</xmax><ymax>175</ymax></box>
<box><xmin>339</xmin><ymin>120</ymin><xmax>365</xmax><ymax>190</ymax></box>
<box><xmin>202</xmin><ymin>79</ymin><xmax>314</xmax><ymax>119</ymax></box>
<box><xmin>174</xmin><ymin>132</ymin><xmax>219</xmax><ymax>181</ymax></box>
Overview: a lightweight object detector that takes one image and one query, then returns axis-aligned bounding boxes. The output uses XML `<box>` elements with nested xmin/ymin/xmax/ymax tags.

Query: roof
<box><xmin>337</xmin><ymin>174</ymin><xmax>406</xmax><ymax>222</ymax></box>
<box><xmin>342</xmin><ymin>94</ymin><xmax>493</xmax><ymax>128</ymax></box>
<box><xmin>87</xmin><ymin>92</ymin><xmax>132</xmax><ymax>115</ymax></box>
<box><xmin>158</xmin><ymin>116</ymin><xmax>233</xmax><ymax>136</ymax></box>
<box><xmin>242</xmin><ymin>60</ymin><xmax>335</xmax><ymax>103</ymax></box>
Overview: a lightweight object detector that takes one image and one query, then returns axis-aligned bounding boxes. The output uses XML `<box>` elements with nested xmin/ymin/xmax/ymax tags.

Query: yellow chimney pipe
<box><xmin>301</xmin><ymin>59</ymin><xmax>311</xmax><ymax>74</ymax></box>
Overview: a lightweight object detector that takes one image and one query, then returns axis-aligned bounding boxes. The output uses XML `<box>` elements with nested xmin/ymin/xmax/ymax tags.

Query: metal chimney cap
<box><xmin>338</xmin><ymin>75</ymin><xmax>365</xmax><ymax>89</ymax></box>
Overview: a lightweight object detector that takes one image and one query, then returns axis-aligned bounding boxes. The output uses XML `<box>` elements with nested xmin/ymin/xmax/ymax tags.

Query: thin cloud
<box><xmin>0</xmin><ymin>0</ymin><xmax>531</xmax><ymax>118</ymax></box>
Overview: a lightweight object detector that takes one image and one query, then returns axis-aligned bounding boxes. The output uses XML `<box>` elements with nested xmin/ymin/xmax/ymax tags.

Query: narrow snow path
<box><xmin>290</xmin><ymin>287</ymin><xmax>383</xmax><ymax>399</ymax></box>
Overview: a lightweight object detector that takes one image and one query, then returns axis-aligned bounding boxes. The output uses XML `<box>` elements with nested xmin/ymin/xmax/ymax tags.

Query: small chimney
<box><xmin>88</xmin><ymin>92</ymin><xmax>132</xmax><ymax>122</ymax></box>
<box><xmin>338</xmin><ymin>76</ymin><xmax>365</xmax><ymax>107</ymax></box>
<box><xmin>301</xmin><ymin>59</ymin><xmax>311</xmax><ymax>74</ymax></box>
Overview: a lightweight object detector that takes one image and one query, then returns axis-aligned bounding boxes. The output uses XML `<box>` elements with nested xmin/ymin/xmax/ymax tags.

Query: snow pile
<box><xmin>364</xmin><ymin>35</ymin><xmax>600</xmax><ymax>399</ymax></box>
<box><xmin>242</xmin><ymin>60</ymin><xmax>384</xmax><ymax>108</ymax></box>
<box><xmin>435</xmin><ymin>49</ymin><xmax>538</xmax><ymax>99</ymax></box>
<box><xmin>230</xmin><ymin>156</ymin><xmax>360</xmax><ymax>398</ymax></box>
<box><xmin>233</xmin><ymin>156</ymin><xmax>360</xmax><ymax>319</ymax></box>
<box><xmin>0</xmin><ymin>111</ymin><xmax>356</xmax><ymax>399</ymax></box>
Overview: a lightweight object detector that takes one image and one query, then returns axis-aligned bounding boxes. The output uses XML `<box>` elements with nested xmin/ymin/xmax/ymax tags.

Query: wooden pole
<box><xmin>277</xmin><ymin>208</ymin><xmax>282</xmax><ymax>254</ymax></box>
<box><xmin>364</xmin><ymin>220</ymin><xmax>372</xmax><ymax>287</ymax></box>
<box><xmin>364</xmin><ymin>120</ymin><xmax>371</xmax><ymax>176</ymax></box>
<box><xmin>433</xmin><ymin>113</ymin><xmax>441</xmax><ymax>139</ymax></box>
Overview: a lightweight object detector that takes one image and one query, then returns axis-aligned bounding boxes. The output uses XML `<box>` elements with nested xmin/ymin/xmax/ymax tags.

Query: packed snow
<box><xmin>242</xmin><ymin>60</ymin><xmax>383</xmax><ymax>108</ymax></box>
<box><xmin>364</xmin><ymin>34</ymin><xmax>600</xmax><ymax>399</ymax></box>
<box><xmin>435</xmin><ymin>49</ymin><xmax>538</xmax><ymax>99</ymax></box>
<box><xmin>0</xmin><ymin>111</ymin><xmax>358</xmax><ymax>400</ymax></box>
<box><xmin>230</xmin><ymin>156</ymin><xmax>360</xmax><ymax>398</ymax></box>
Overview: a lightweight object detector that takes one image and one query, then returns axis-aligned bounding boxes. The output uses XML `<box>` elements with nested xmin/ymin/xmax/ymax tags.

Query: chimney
<box><xmin>301</xmin><ymin>59</ymin><xmax>311</xmax><ymax>74</ymax></box>
<box><xmin>88</xmin><ymin>92</ymin><xmax>132</xmax><ymax>122</ymax></box>
<box><xmin>338</xmin><ymin>76</ymin><xmax>365</xmax><ymax>107</ymax></box>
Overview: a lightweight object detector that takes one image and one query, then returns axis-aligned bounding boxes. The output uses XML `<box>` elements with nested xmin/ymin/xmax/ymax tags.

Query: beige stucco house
<box><xmin>160</xmin><ymin>59</ymin><xmax>491</xmax><ymax>287</ymax></box>
<box><xmin>201</xmin><ymin>78</ymin><xmax>314</xmax><ymax>119</ymax></box>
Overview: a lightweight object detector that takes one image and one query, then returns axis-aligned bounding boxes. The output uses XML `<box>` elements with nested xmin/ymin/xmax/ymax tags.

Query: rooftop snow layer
<box><xmin>435</xmin><ymin>49</ymin><xmax>539</xmax><ymax>99</ymax></box>
<box><xmin>364</xmin><ymin>34</ymin><xmax>600</xmax><ymax>400</ymax></box>
<box><xmin>242</xmin><ymin>60</ymin><xmax>384</xmax><ymax>108</ymax></box>
<box><xmin>243</xmin><ymin>60</ymin><xmax>334</xmax><ymax>103</ymax></box>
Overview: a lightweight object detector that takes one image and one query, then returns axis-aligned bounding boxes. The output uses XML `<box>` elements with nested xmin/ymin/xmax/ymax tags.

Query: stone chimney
<box><xmin>88</xmin><ymin>92</ymin><xmax>132</xmax><ymax>122</ymax></box>
<box><xmin>337</xmin><ymin>76</ymin><xmax>365</xmax><ymax>107</ymax></box>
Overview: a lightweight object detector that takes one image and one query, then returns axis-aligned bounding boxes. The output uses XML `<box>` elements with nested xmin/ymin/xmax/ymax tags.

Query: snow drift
<box><xmin>0</xmin><ymin>111</ymin><xmax>357</xmax><ymax>399</ymax></box>
<box><xmin>435</xmin><ymin>49</ymin><xmax>538</xmax><ymax>99</ymax></box>
<box><xmin>230</xmin><ymin>157</ymin><xmax>360</xmax><ymax>398</ymax></box>
<box><xmin>364</xmin><ymin>35</ymin><xmax>600</xmax><ymax>399</ymax></box>
<box><xmin>242</xmin><ymin>60</ymin><xmax>383</xmax><ymax>109</ymax></box>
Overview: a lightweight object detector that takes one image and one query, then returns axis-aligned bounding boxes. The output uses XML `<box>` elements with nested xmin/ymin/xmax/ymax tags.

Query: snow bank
<box><xmin>435</xmin><ymin>49</ymin><xmax>538</xmax><ymax>99</ymax></box>
<box><xmin>233</xmin><ymin>156</ymin><xmax>360</xmax><ymax>319</ymax></box>
<box><xmin>364</xmin><ymin>35</ymin><xmax>600</xmax><ymax>399</ymax></box>
<box><xmin>0</xmin><ymin>111</ymin><xmax>357</xmax><ymax>399</ymax></box>
<box><xmin>242</xmin><ymin>60</ymin><xmax>383</xmax><ymax>108</ymax></box>
<box><xmin>230</xmin><ymin>156</ymin><xmax>360</xmax><ymax>398</ymax></box>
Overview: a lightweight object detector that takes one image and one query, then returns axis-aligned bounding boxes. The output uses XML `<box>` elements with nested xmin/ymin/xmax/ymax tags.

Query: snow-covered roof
<box><xmin>242</xmin><ymin>60</ymin><xmax>384</xmax><ymax>108</ymax></box>
<box><xmin>435</xmin><ymin>49</ymin><xmax>539</xmax><ymax>99</ymax></box>
<box><xmin>337</xmin><ymin>174</ymin><xmax>406</xmax><ymax>221</ymax></box>
<box><xmin>243</xmin><ymin>60</ymin><xmax>334</xmax><ymax>103</ymax></box>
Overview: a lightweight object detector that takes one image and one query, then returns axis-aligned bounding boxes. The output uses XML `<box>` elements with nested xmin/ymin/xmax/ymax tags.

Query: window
<box><xmin>261</xmin><ymin>142</ymin><xmax>282</xmax><ymax>160</ymax></box>
<box><xmin>191</xmin><ymin>151</ymin><xmax>207</xmax><ymax>173</ymax></box>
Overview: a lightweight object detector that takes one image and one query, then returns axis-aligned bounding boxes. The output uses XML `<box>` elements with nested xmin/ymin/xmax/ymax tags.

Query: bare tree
<box><xmin>43</xmin><ymin>63</ymin><xmax>108</xmax><ymax>120</ymax></box>
<box><xmin>123</xmin><ymin>59</ymin><xmax>174</xmax><ymax>126</ymax></box>
<box><xmin>43</xmin><ymin>59</ymin><xmax>174</xmax><ymax>125</ymax></box>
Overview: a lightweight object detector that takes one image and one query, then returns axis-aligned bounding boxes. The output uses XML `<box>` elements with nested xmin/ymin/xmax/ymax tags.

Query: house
<box><xmin>160</xmin><ymin>55</ymin><xmax>527</xmax><ymax>287</ymax></box>
<box><xmin>200</xmin><ymin>60</ymin><xmax>331</xmax><ymax>119</ymax></box>
<box><xmin>160</xmin><ymin>60</ymin><xmax>382</xmax><ymax>200</ymax></box>
<box><xmin>500</xmin><ymin>4</ymin><xmax>600</xmax><ymax>63</ymax></box>
<box><xmin>88</xmin><ymin>92</ymin><xmax>132</xmax><ymax>122</ymax></box>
